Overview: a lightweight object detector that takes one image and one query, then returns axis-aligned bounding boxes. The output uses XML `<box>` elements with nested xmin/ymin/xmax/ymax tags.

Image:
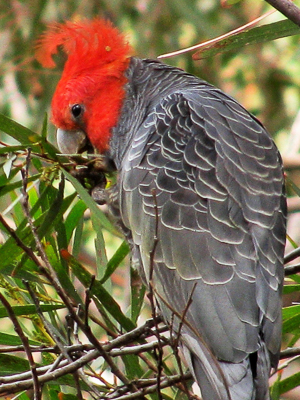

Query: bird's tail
<box><xmin>181</xmin><ymin>333</ymin><xmax>271</xmax><ymax>400</ymax></box>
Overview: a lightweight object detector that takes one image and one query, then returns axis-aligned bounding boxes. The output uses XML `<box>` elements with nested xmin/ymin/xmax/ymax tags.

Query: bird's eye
<box><xmin>71</xmin><ymin>104</ymin><xmax>83</xmax><ymax>119</ymax></box>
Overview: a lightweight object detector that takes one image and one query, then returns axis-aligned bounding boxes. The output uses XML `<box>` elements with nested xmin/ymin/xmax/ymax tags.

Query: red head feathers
<box><xmin>36</xmin><ymin>19</ymin><xmax>132</xmax><ymax>152</ymax></box>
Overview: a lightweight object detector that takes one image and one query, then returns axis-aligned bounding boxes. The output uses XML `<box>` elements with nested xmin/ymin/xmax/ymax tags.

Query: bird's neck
<box><xmin>108</xmin><ymin>57</ymin><xmax>182</xmax><ymax>168</ymax></box>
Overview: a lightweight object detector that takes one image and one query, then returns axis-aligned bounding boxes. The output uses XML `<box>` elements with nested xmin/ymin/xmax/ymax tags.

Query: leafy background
<box><xmin>1</xmin><ymin>0</ymin><xmax>300</xmax><ymax>399</ymax></box>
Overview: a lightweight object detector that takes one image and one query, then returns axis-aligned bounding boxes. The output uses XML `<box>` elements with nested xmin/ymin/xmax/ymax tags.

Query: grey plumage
<box><xmin>107</xmin><ymin>58</ymin><xmax>287</xmax><ymax>400</ymax></box>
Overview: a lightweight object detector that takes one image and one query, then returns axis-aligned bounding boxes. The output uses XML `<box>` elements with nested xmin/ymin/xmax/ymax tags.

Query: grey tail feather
<box><xmin>182</xmin><ymin>334</ymin><xmax>271</xmax><ymax>400</ymax></box>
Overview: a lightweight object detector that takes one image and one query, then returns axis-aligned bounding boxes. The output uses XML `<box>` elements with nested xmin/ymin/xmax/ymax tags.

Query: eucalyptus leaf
<box><xmin>0</xmin><ymin>112</ymin><xmax>40</xmax><ymax>145</ymax></box>
<box><xmin>62</xmin><ymin>169</ymin><xmax>117</xmax><ymax>234</ymax></box>
<box><xmin>100</xmin><ymin>240</ymin><xmax>130</xmax><ymax>284</ymax></box>
<box><xmin>61</xmin><ymin>250</ymin><xmax>135</xmax><ymax>331</ymax></box>
<box><xmin>0</xmin><ymin>304</ymin><xmax>65</xmax><ymax>318</ymax></box>
<box><xmin>276</xmin><ymin>371</ymin><xmax>300</xmax><ymax>395</ymax></box>
<box><xmin>0</xmin><ymin>332</ymin><xmax>40</xmax><ymax>346</ymax></box>
<box><xmin>193</xmin><ymin>19</ymin><xmax>300</xmax><ymax>59</ymax></box>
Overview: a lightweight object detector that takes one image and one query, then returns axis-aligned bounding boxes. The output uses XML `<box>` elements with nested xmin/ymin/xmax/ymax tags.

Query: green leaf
<box><xmin>44</xmin><ymin>242</ymin><xmax>82</xmax><ymax>305</ymax></box>
<box><xmin>0</xmin><ymin>304</ymin><xmax>65</xmax><ymax>318</ymax></box>
<box><xmin>61</xmin><ymin>251</ymin><xmax>135</xmax><ymax>331</ymax></box>
<box><xmin>72</xmin><ymin>215</ymin><xmax>84</xmax><ymax>258</ymax></box>
<box><xmin>283</xmin><ymin>284</ymin><xmax>300</xmax><ymax>294</ymax></box>
<box><xmin>0</xmin><ymin>353</ymin><xmax>30</xmax><ymax>374</ymax></box>
<box><xmin>17</xmin><ymin>393</ymin><xmax>32</xmax><ymax>400</ymax></box>
<box><xmin>287</xmin><ymin>177</ymin><xmax>300</xmax><ymax>198</ymax></box>
<box><xmin>270</xmin><ymin>371</ymin><xmax>281</xmax><ymax>400</ymax></box>
<box><xmin>64</xmin><ymin>200</ymin><xmax>87</xmax><ymax>244</ymax></box>
<box><xmin>282</xmin><ymin>305</ymin><xmax>300</xmax><ymax>333</ymax></box>
<box><xmin>276</xmin><ymin>371</ymin><xmax>300</xmax><ymax>395</ymax></box>
<box><xmin>0</xmin><ymin>331</ymin><xmax>40</xmax><ymax>346</ymax></box>
<box><xmin>0</xmin><ymin>144</ymin><xmax>32</xmax><ymax>154</ymax></box>
<box><xmin>282</xmin><ymin>304</ymin><xmax>300</xmax><ymax>320</ymax></box>
<box><xmin>91</xmin><ymin>211</ymin><xmax>108</xmax><ymax>276</ymax></box>
<box><xmin>0</xmin><ymin>354</ymin><xmax>92</xmax><ymax>391</ymax></box>
<box><xmin>122</xmin><ymin>354</ymin><xmax>143</xmax><ymax>380</ymax></box>
<box><xmin>100</xmin><ymin>241</ymin><xmax>130</xmax><ymax>284</ymax></box>
<box><xmin>0</xmin><ymin>213</ymin><xmax>47</xmax><ymax>269</ymax></box>
<box><xmin>0</xmin><ymin>190</ymin><xmax>77</xmax><ymax>270</ymax></box>
<box><xmin>41</xmin><ymin>112</ymin><xmax>48</xmax><ymax>139</ymax></box>
<box><xmin>0</xmin><ymin>173</ymin><xmax>41</xmax><ymax>197</ymax></box>
<box><xmin>0</xmin><ymin>112</ymin><xmax>40</xmax><ymax>145</ymax></box>
<box><xmin>0</xmin><ymin>112</ymin><xmax>62</xmax><ymax>161</ymax></box>
<box><xmin>289</xmin><ymin>274</ymin><xmax>300</xmax><ymax>284</ymax></box>
<box><xmin>193</xmin><ymin>19</ymin><xmax>300</xmax><ymax>59</ymax></box>
<box><xmin>0</xmin><ymin>163</ymin><xmax>21</xmax><ymax>184</ymax></box>
<box><xmin>62</xmin><ymin>169</ymin><xmax>117</xmax><ymax>235</ymax></box>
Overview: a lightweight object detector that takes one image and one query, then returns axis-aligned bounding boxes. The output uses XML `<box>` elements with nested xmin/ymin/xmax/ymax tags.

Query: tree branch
<box><xmin>265</xmin><ymin>0</ymin><xmax>300</xmax><ymax>27</ymax></box>
<box><xmin>0</xmin><ymin>292</ymin><xmax>41</xmax><ymax>400</ymax></box>
<box><xmin>284</xmin><ymin>247</ymin><xmax>300</xmax><ymax>264</ymax></box>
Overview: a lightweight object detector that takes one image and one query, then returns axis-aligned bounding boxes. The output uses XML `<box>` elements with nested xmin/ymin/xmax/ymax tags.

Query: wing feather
<box><xmin>120</xmin><ymin>87</ymin><xmax>286</xmax><ymax>369</ymax></box>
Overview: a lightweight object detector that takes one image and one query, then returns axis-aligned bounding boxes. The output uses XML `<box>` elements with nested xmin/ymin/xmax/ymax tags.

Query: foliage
<box><xmin>1</xmin><ymin>1</ymin><xmax>300</xmax><ymax>399</ymax></box>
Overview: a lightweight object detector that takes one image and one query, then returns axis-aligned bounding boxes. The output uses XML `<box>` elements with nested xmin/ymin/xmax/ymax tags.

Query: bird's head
<box><xmin>36</xmin><ymin>19</ymin><xmax>132</xmax><ymax>155</ymax></box>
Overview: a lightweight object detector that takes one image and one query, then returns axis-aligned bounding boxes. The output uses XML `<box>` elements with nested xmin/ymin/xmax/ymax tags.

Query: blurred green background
<box><xmin>1</xmin><ymin>1</ymin><xmax>300</xmax><ymax>399</ymax></box>
<box><xmin>1</xmin><ymin>0</ymin><xmax>299</xmax><ymax>146</ymax></box>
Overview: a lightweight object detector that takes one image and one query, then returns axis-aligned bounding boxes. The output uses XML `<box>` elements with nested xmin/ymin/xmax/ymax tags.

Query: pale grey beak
<box><xmin>57</xmin><ymin>128</ymin><xmax>87</xmax><ymax>154</ymax></box>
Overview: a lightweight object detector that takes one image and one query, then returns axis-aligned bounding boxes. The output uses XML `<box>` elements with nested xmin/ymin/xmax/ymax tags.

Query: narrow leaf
<box><xmin>62</xmin><ymin>169</ymin><xmax>117</xmax><ymax>235</ymax></box>
<box><xmin>283</xmin><ymin>284</ymin><xmax>300</xmax><ymax>294</ymax></box>
<box><xmin>0</xmin><ymin>112</ymin><xmax>40</xmax><ymax>145</ymax></box>
<box><xmin>100</xmin><ymin>241</ymin><xmax>130</xmax><ymax>284</ymax></box>
<box><xmin>0</xmin><ymin>304</ymin><xmax>65</xmax><ymax>318</ymax></box>
<box><xmin>193</xmin><ymin>19</ymin><xmax>300</xmax><ymax>59</ymax></box>
<box><xmin>0</xmin><ymin>332</ymin><xmax>40</xmax><ymax>346</ymax></box>
<box><xmin>61</xmin><ymin>250</ymin><xmax>135</xmax><ymax>331</ymax></box>
<box><xmin>277</xmin><ymin>371</ymin><xmax>300</xmax><ymax>395</ymax></box>
<box><xmin>0</xmin><ymin>173</ymin><xmax>41</xmax><ymax>197</ymax></box>
<box><xmin>0</xmin><ymin>353</ymin><xmax>30</xmax><ymax>374</ymax></box>
<box><xmin>64</xmin><ymin>200</ymin><xmax>87</xmax><ymax>244</ymax></box>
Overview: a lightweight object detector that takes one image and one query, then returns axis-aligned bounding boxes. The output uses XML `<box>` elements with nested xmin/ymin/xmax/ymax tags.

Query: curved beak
<box><xmin>57</xmin><ymin>128</ymin><xmax>87</xmax><ymax>154</ymax></box>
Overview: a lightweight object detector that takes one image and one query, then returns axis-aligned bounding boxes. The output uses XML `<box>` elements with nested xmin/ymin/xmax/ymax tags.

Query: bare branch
<box><xmin>0</xmin><ymin>214</ymin><xmax>42</xmax><ymax>268</ymax></box>
<box><xmin>107</xmin><ymin>373</ymin><xmax>193</xmax><ymax>400</ymax></box>
<box><xmin>0</xmin><ymin>349</ymin><xmax>100</xmax><ymax>394</ymax></box>
<box><xmin>284</xmin><ymin>247</ymin><xmax>300</xmax><ymax>264</ymax></box>
<box><xmin>0</xmin><ymin>292</ymin><xmax>41</xmax><ymax>399</ymax></box>
<box><xmin>284</xmin><ymin>263</ymin><xmax>300</xmax><ymax>276</ymax></box>
<box><xmin>264</xmin><ymin>0</ymin><xmax>300</xmax><ymax>27</ymax></box>
<box><xmin>280</xmin><ymin>347</ymin><xmax>300</xmax><ymax>360</ymax></box>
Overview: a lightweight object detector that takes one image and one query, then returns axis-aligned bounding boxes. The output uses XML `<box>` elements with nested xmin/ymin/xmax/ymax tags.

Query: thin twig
<box><xmin>0</xmin><ymin>349</ymin><xmax>100</xmax><ymax>394</ymax></box>
<box><xmin>285</xmin><ymin>263</ymin><xmax>300</xmax><ymax>276</ymax></box>
<box><xmin>284</xmin><ymin>247</ymin><xmax>300</xmax><ymax>264</ymax></box>
<box><xmin>153</xmin><ymin>287</ymin><xmax>232</xmax><ymax>399</ymax></box>
<box><xmin>0</xmin><ymin>214</ymin><xmax>42</xmax><ymax>268</ymax></box>
<box><xmin>107</xmin><ymin>373</ymin><xmax>192</xmax><ymax>400</ymax></box>
<box><xmin>0</xmin><ymin>343</ymin><xmax>90</xmax><ymax>355</ymax></box>
<box><xmin>280</xmin><ymin>347</ymin><xmax>300</xmax><ymax>360</ymax></box>
<box><xmin>22</xmin><ymin>201</ymin><xmax>130</xmax><ymax>395</ymax></box>
<box><xmin>20</xmin><ymin>162</ymin><xmax>103</xmax><ymax>399</ymax></box>
<box><xmin>24</xmin><ymin>281</ymin><xmax>91</xmax><ymax>400</ymax></box>
<box><xmin>0</xmin><ymin>292</ymin><xmax>41</xmax><ymax>399</ymax></box>
<box><xmin>0</xmin><ymin>359</ymin><xmax>69</xmax><ymax>384</ymax></box>
<box><xmin>109</xmin><ymin>341</ymin><xmax>161</xmax><ymax>357</ymax></box>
